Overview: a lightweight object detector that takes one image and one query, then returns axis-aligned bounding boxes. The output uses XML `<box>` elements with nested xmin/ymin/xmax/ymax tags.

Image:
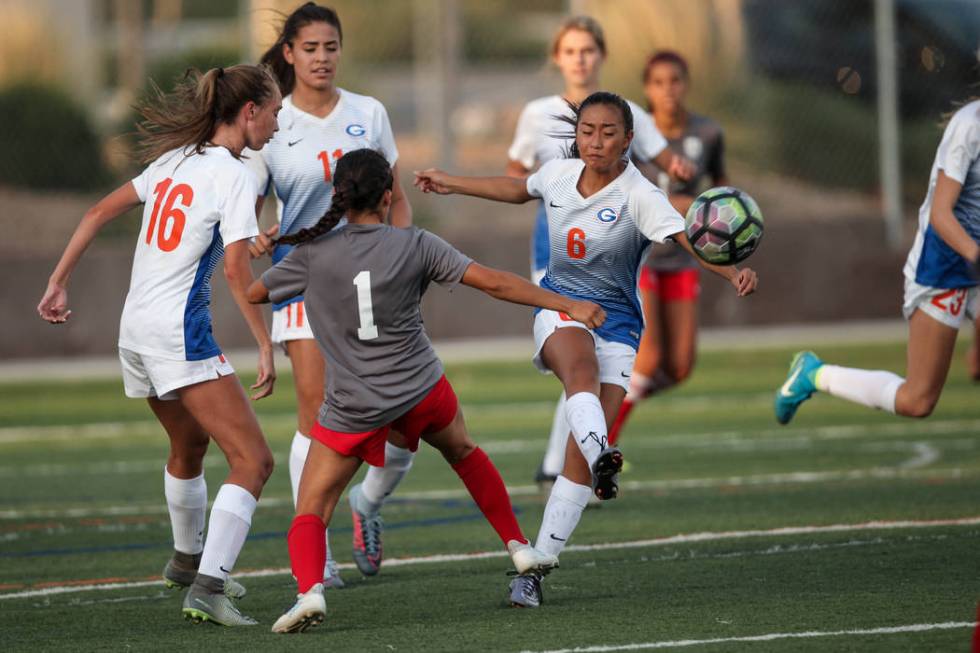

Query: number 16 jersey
<box><xmin>120</xmin><ymin>147</ymin><xmax>259</xmax><ymax>361</ymax></box>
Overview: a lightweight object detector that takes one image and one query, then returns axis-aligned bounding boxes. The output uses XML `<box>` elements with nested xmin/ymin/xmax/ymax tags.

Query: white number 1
<box><xmin>353</xmin><ymin>270</ymin><xmax>379</xmax><ymax>340</ymax></box>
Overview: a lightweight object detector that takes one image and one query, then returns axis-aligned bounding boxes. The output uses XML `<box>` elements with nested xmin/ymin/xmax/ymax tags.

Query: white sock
<box><xmin>288</xmin><ymin>431</ymin><xmax>311</xmax><ymax>507</ymax></box>
<box><xmin>542</xmin><ymin>393</ymin><xmax>569</xmax><ymax>477</ymax></box>
<box><xmin>164</xmin><ymin>467</ymin><xmax>207</xmax><ymax>555</ymax></box>
<box><xmin>287</xmin><ymin>431</ymin><xmax>337</xmax><ymax>577</ymax></box>
<box><xmin>565</xmin><ymin>391</ymin><xmax>609</xmax><ymax>469</ymax></box>
<box><xmin>358</xmin><ymin>442</ymin><xmax>415</xmax><ymax>514</ymax></box>
<box><xmin>626</xmin><ymin>370</ymin><xmax>673</xmax><ymax>402</ymax></box>
<box><xmin>198</xmin><ymin>484</ymin><xmax>257</xmax><ymax>581</ymax></box>
<box><xmin>534</xmin><ymin>475</ymin><xmax>592</xmax><ymax>557</ymax></box>
<box><xmin>815</xmin><ymin>365</ymin><xmax>902</xmax><ymax>414</ymax></box>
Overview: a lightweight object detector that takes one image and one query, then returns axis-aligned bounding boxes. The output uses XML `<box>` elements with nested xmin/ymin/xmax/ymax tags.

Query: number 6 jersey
<box><xmin>261</xmin><ymin>224</ymin><xmax>471</xmax><ymax>433</ymax></box>
<box><xmin>527</xmin><ymin>158</ymin><xmax>685</xmax><ymax>349</ymax></box>
<box><xmin>119</xmin><ymin>147</ymin><xmax>259</xmax><ymax>361</ymax></box>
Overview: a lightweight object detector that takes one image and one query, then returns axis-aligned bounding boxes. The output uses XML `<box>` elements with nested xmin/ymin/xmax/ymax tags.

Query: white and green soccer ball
<box><xmin>684</xmin><ymin>187</ymin><xmax>764</xmax><ymax>265</ymax></box>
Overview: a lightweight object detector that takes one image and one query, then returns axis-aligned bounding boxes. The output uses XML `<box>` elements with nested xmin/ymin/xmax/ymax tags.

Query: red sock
<box><xmin>608</xmin><ymin>399</ymin><xmax>634</xmax><ymax>447</ymax></box>
<box><xmin>287</xmin><ymin>513</ymin><xmax>326</xmax><ymax>594</ymax></box>
<box><xmin>972</xmin><ymin>603</ymin><xmax>980</xmax><ymax>652</ymax></box>
<box><xmin>452</xmin><ymin>447</ymin><xmax>526</xmax><ymax>546</ymax></box>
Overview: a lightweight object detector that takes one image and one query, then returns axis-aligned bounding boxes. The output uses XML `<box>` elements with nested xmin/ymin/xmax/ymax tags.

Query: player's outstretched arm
<box><xmin>461</xmin><ymin>262</ymin><xmax>606</xmax><ymax>328</ymax></box>
<box><xmin>414</xmin><ymin>169</ymin><xmax>534</xmax><ymax>204</ymax></box>
<box><xmin>225</xmin><ymin>241</ymin><xmax>276</xmax><ymax>400</ymax></box>
<box><xmin>931</xmin><ymin>171</ymin><xmax>979</xmax><ymax>266</ymax></box>
<box><xmin>38</xmin><ymin>182</ymin><xmax>142</xmax><ymax>324</ymax></box>
<box><xmin>674</xmin><ymin>231</ymin><xmax>758</xmax><ymax>297</ymax></box>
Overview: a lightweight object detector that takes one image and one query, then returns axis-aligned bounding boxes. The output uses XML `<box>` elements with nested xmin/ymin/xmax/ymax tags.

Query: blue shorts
<box><xmin>530</xmin><ymin>201</ymin><xmax>549</xmax><ymax>276</ymax></box>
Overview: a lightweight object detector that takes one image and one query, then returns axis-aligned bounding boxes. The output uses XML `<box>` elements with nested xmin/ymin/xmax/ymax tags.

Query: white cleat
<box><xmin>271</xmin><ymin>583</ymin><xmax>326</xmax><ymax>634</ymax></box>
<box><xmin>507</xmin><ymin>540</ymin><xmax>559</xmax><ymax>575</ymax></box>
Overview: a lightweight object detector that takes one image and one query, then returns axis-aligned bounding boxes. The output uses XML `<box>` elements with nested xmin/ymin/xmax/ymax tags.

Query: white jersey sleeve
<box><xmin>242</xmin><ymin>148</ymin><xmax>271</xmax><ymax>197</ymax></box>
<box><xmin>131</xmin><ymin>158</ymin><xmax>162</xmax><ymax>203</ymax></box>
<box><xmin>372</xmin><ymin>102</ymin><xmax>399</xmax><ymax>166</ymax></box>
<box><xmin>508</xmin><ymin>103</ymin><xmax>540</xmax><ymax>170</ymax></box>
<box><xmin>526</xmin><ymin>158</ymin><xmax>570</xmax><ymax>199</ymax></box>
<box><xmin>627</xmin><ymin>100</ymin><xmax>667</xmax><ymax>163</ymax></box>
<box><xmin>937</xmin><ymin>108</ymin><xmax>980</xmax><ymax>185</ymax></box>
<box><xmin>217</xmin><ymin>165</ymin><xmax>261</xmax><ymax>245</ymax></box>
<box><xmin>629</xmin><ymin>177</ymin><xmax>685</xmax><ymax>243</ymax></box>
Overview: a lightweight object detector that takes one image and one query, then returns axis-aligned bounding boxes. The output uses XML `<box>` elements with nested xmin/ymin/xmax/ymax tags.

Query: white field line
<box><xmin>7</xmin><ymin>433</ymin><xmax>974</xmax><ymax>480</ymax></box>
<box><xmin>518</xmin><ymin>622</ymin><xmax>977</xmax><ymax>653</ymax></box>
<box><xmin>1</xmin><ymin>465</ymin><xmax>976</xmax><ymax>521</ymax></box>
<box><xmin>3</xmin><ymin>515</ymin><xmax>979</xmax><ymax>601</ymax></box>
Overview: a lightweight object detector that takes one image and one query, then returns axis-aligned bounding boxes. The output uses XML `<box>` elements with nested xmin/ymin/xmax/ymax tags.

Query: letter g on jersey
<box><xmin>346</xmin><ymin>124</ymin><xmax>366</xmax><ymax>137</ymax></box>
<box><xmin>597</xmin><ymin>208</ymin><xmax>618</xmax><ymax>223</ymax></box>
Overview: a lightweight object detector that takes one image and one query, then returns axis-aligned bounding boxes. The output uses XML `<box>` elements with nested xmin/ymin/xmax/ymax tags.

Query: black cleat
<box><xmin>591</xmin><ymin>447</ymin><xmax>623</xmax><ymax>500</ymax></box>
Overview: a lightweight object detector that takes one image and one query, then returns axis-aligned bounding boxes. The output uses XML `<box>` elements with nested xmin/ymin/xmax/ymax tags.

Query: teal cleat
<box><xmin>774</xmin><ymin>351</ymin><xmax>823</xmax><ymax>425</ymax></box>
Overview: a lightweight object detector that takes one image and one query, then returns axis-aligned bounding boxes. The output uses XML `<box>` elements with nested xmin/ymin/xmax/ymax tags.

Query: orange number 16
<box><xmin>567</xmin><ymin>228</ymin><xmax>586</xmax><ymax>259</ymax></box>
<box><xmin>146</xmin><ymin>177</ymin><xmax>193</xmax><ymax>252</ymax></box>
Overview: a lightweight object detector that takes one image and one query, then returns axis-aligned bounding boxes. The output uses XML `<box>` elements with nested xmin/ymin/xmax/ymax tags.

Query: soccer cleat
<box><xmin>591</xmin><ymin>447</ymin><xmax>623</xmax><ymax>500</ymax></box>
<box><xmin>349</xmin><ymin>484</ymin><xmax>384</xmax><ymax>576</ymax></box>
<box><xmin>508</xmin><ymin>571</ymin><xmax>544</xmax><ymax>608</ymax></box>
<box><xmin>323</xmin><ymin>556</ymin><xmax>345</xmax><ymax>590</ymax></box>
<box><xmin>774</xmin><ymin>351</ymin><xmax>823</xmax><ymax>425</ymax></box>
<box><xmin>271</xmin><ymin>583</ymin><xmax>326</xmax><ymax>634</ymax></box>
<box><xmin>182</xmin><ymin>583</ymin><xmax>258</xmax><ymax>626</ymax></box>
<box><xmin>162</xmin><ymin>552</ymin><xmax>246</xmax><ymax>600</ymax></box>
<box><xmin>507</xmin><ymin>540</ymin><xmax>559</xmax><ymax>575</ymax></box>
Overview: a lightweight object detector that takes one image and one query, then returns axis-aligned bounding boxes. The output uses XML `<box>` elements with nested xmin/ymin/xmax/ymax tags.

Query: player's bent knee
<box><xmin>897</xmin><ymin>392</ymin><xmax>939</xmax><ymax>419</ymax></box>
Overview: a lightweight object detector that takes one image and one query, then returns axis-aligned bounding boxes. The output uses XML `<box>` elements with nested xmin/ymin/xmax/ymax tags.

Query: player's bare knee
<box><xmin>899</xmin><ymin>394</ymin><xmax>938</xmax><ymax>418</ymax></box>
<box><xmin>438</xmin><ymin>437</ymin><xmax>476</xmax><ymax>466</ymax></box>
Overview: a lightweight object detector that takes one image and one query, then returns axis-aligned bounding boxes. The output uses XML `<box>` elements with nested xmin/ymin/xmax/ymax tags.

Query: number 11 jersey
<box><xmin>120</xmin><ymin>147</ymin><xmax>259</xmax><ymax>361</ymax></box>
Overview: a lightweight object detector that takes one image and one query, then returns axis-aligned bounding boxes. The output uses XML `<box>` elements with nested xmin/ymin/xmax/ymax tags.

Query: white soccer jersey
<box><xmin>527</xmin><ymin>158</ymin><xmax>685</xmax><ymax>348</ymax></box>
<box><xmin>903</xmin><ymin>100</ymin><xmax>980</xmax><ymax>289</ymax></box>
<box><xmin>245</xmin><ymin>90</ymin><xmax>398</xmax><ymax>309</ymax></box>
<box><xmin>508</xmin><ymin>95</ymin><xmax>667</xmax><ymax>170</ymax></box>
<box><xmin>119</xmin><ymin>147</ymin><xmax>259</xmax><ymax>361</ymax></box>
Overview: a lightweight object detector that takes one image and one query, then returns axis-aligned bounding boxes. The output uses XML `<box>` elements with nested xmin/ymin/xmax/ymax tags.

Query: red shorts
<box><xmin>639</xmin><ymin>267</ymin><xmax>700</xmax><ymax>302</ymax></box>
<box><xmin>310</xmin><ymin>375</ymin><xmax>459</xmax><ymax>467</ymax></box>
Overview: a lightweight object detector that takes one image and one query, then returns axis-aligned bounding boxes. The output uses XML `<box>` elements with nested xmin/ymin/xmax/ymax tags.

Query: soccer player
<box><xmin>775</xmin><ymin>99</ymin><xmax>979</xmax><ymax>422</ymax></box>
<box><xmin>246</xmin><ymin>2</ymin><xmax>414</xmax><ymax>584</ymax></box>
<box><xmin>609</xmin><ymin>51</ymin><xmax>728</xmax><ymax>445</ymax></box>
<box><xmin>415</xmin><ymin>91</ymin><xmax>757</xmax><ymax>606</ymax></box>
<box><xmin>246</xmin><ymin>148</ymin><xmax>603</xmax><ymax>633</ymax></box>
<box><xmin>37</xmin><ymin>65</ymin><xmax>282</xmax><ymax>626</ymax></box>
<box><xmin>506</xmin><ymin>15</ymin><xmax>695</xmax><ymax>487</ymax></box>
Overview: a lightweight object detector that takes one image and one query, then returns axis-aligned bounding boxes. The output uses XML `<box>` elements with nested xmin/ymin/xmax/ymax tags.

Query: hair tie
<box><xmin>216</xmin><ymin>67</ymin><xmax>225</xmax><ymax>79</ymax></box>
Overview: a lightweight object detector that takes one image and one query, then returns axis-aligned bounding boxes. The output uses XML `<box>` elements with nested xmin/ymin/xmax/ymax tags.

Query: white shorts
<box><xmin>119</xmin><ymin>348</ymin><xmax>234</xmax><ymax>400</ymax></box>
<box><xmin>271</xmin><ymin>301</ymin><xmax>315</xmax><ymax>348</ymax></box>
<box><xmin>902</xmin><ymin>278</ymin><xmax>978</xmax><ymax>329</ymax></box>
<box><xmin>532</xmin><ymin>309</ymin><xmax>636</xmax><ymax>392</ymax></box>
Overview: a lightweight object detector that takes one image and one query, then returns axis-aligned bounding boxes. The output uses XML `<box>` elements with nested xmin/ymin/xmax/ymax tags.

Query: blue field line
<box><xmin>0</xmin><ymin>505</ymin><xmax>521</xmax><ymax>558</ymax></box>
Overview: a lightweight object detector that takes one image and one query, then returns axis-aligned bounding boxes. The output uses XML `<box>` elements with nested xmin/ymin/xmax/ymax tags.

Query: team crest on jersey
<box><xmin>345</xmin><ymin>123</ymin><xmax>366</xmax><ymax>137</ymax></box>
<box><xmin>597</xmin><ymin>208</ymin><xmax>618</xmax><ymax>223</ymax></box>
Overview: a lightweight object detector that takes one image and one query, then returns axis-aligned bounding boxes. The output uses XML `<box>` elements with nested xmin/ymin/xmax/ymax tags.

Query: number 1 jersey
<box><xmin>119</xmin><ymin>147</ymin><xmax>259</xmax><ymax>361</ymax></box>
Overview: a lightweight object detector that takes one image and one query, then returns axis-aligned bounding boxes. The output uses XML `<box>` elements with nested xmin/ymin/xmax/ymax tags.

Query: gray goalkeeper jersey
<box><xmin>262</xmin><ymin>224</ymin><xmax>473</xmax><ymax>432</ymax></box>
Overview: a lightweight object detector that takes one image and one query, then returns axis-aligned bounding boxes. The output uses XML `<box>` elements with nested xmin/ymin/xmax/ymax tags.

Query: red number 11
<box><xmin>317</xmin><ymin>149</ymin><xmax>344</xmax><ymax>182</ymax></box>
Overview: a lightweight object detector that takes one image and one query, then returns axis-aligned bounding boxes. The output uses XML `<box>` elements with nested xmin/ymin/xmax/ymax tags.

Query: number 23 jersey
<box><xmin>527</xmin><ymin>158</ymin><xmax>685</xmax><ymax>349</ymax></box>
<box><xmin>120</xmin><ymin>147</ymin><xmax>259</xmax><ymax>361</ymax></box>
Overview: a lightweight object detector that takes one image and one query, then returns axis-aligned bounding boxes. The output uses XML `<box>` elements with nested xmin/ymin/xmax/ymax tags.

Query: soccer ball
<box><xmin>684</xmin><ymin>187</ymin><xmax>764</xmax><ymax>265</ymax></box>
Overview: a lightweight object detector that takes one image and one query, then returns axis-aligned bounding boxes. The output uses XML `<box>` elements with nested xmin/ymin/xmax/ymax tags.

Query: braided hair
<box><xmin>276</xmin><ymin>148</ymin><xmax>393</xmax><ymax>246</ymax></box>
<box><xmin>551</xmin><ymin>91</ymin><xmax>634</xmax><ymax>159</ymax></box>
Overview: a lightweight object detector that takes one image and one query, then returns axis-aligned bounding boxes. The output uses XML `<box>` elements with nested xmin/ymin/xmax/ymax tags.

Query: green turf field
<box><xmin>1</xmin><ymin>341</ymin><xmax>978</xmax><ymax>652</ymax></box>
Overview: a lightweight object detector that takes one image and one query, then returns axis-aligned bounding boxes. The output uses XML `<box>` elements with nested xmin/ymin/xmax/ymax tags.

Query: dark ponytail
<box><xmin>277</xmin><ymin>149</ymin><xmax>393</xmax><ymax>246</ymax></box>
<box><xmin>260</xmin><ymin>3</ymin><xmax>343</xmax><ymax>96</ymax></box>
<box><xmin>550</xmin><ymin>91</ymin><xmax>634</xmax><ymax>159</ymax></box>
